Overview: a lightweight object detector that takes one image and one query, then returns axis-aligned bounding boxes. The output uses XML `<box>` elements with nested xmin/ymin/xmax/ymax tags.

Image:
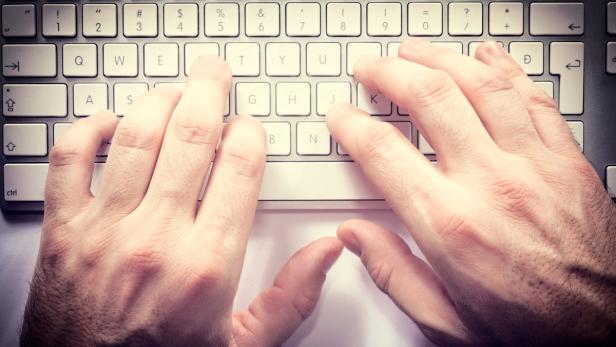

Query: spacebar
<box><xmin>260</xmin><ymin>162</ymin><xmax>382</xmax><ymax>201</ymax></box>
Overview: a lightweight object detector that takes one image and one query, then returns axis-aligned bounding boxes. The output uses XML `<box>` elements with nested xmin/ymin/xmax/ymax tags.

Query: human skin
<box><xmin>327</xmin><ymin>38</ymin><xmax>616</xmax><ymax>346</ymax></box>
<box><xmin>20</xmin><ymin>56</ymin><xmax>343</xmax><ymax>347</ymax></box>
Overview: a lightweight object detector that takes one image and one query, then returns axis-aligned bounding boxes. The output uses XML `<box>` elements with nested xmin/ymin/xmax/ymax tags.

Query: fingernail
<box><xmin>485</xmin><ymin>41</ymin><xmax>507</xmax><ymax>58</ymax></box>
<box><xmin>400</xmin><ymin>37</ymin><xmax>430</xmax><ymax>52</ymax></box>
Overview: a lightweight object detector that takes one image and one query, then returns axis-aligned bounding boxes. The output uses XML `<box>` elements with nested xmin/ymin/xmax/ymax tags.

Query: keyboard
<box><xmin>2</xmin><ymin>1</ymin><xmax>616</xmax><ymax>212</ymax></box>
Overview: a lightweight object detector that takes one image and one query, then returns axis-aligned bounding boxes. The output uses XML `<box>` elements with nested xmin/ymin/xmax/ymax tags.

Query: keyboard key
<box><xmin>124</xmin><ymin>4</ymin><xmax>158</xmax><ymax>37</ymax></box>
<box><xmin>608</xmin><ymin>42</ymin><xmax>616</xmax><ymax>74</ymax></box>
<box><xmin>530</xmin><ymin>3</ymin><xmax>584</xmax><ymax>36</ymax></box>
<box><xmin>468</xmin><ymin>41</ymin><xmax>503</xmax><ymax>58</ymax></box>
<box><xmin>276</xmin><ymin>83</ymin><xmax>311</xmax><ymax>116</ymax></box>
<box><xmin>317</xmin><ymin>82</ymin><xmax>351</xmax><ymax>116</ymax></box>
<box><xmin>449</xmin><ymin>3</ymin><xmax>483</xmax><ymax>36</ymax></box>
<box><xmin>286</xmin><ymin>3</ymin><xmax>321</xmax><ymax>37</ymax></box>
<box><xmin>185</xmin><ymin>43</ymin><xmax>220</xmax><ymax>76</ymax></box>
<box><xmin>367</xmin><ymin>3</ymin><xmax>402</xmax><ymax>37</ymax></box>
<box><xmin>357</xmin><ymin>83</ymin><xmax>391</xmax><ymax>116</ymax></box>
<box><xmin>164</xmin><ymin>4</ymin><xmax>198</xmax><ymax>37</ymax></box>
<box><xmin>205</xmin><ymin>3</ymin><xmax>239</xmax><ymax>37</ymax></box>
<box><xmin>535</xmin><ymin>81</ymin><xmax>554</xmax><ymax>98</ymax></box>
<box><xmin>297</xmin><ymin>122</ymin><xmax>331</xmax><ymax>155</ymax></box>
<box><xmin>83</xmin><ymin>4</ymin><xmax>118</xmax><ymax>37</ymax></box>
<box><xmin>54</xmin><ymin>123</ymin><xmax>110</xmax><ymax>156</ymax></box>
<box><xmin>391</xmin><ymin>122</ymin><xmax>413</xmax><ymax>141</ymax></box>
<box><xmin>74</xmin><ymin>83</ymin><xmax>108</xmax><ymax>117</ymax></box>
<box><xmin>326</xmin><ymin>3</ymin><xmax>361</xmax><ymax>37</ymax></box>
<box><xmin>609</xmin><ymin>3</ymin><xmax>616</xmax><ymax>34</ymax></box>
<box><xmin>42</xmin><ymin>4</ymin><xmax>77</xmax><ymax>37</ymax></box>
<box><xmin>2</xmin><ymin>44</ymin><xmax>56</xmax><ymax>78</ymax></box>
<box><xmin>63</xmin><ymin>44</ymin><xmax>98</xmax><ymax>77</ymax></box>
<box><xmin>246</xmin><ymin>3</ymin><xmax>280</xmax><ymax>37</ymax></box>
<box><xmin>408</xmin><ymin>3</ymin><xmax>443</xmax><ymax>36</ymax></box>
<box><xmin>550</xmin><ymin>42</ymin><xmax>584</xmax><ymax>114</ymax></box>
<box><xmin>3</xmin><ymin>84</ymin><xmax>67</xmax><ymax>117</ymax></box>
<box><xmin>266</xmin><ymin>43</ymin><xmax>301</xmax><ymax>77</ymax></box>
<box><xmin>1</xmin><ymin>5</ymin><xmax>35</xmax><ymax>38</ymax></box>
<box><xmin>3</xmin><ymin>124</ymin><xmax>47</xmax><ymax>156</ymax></box>
<box><xmin>114</xmin><ymin>83</ymin><xmax>149</xmax><ymax>116</ymax></box>
<box><xmin>509</xmin><ymin>42</ymin><xmax>543</xmax><ymax>75</ymax></box>
<box><xmin>262</xmin><ymin>122</ymin><xmax>291</xmax><ymax>156</ymax></box>
<box><xmin>236</xmin><ymin>83</ymin><xmax>270</xmax><ymax>116</ymax></box>
<box><xmin>307</xmin><ymin>43</ymin><xmax>341</xmax><ymax>76</ymax></box>
<box><xmin>607</xmin><ymin>166</ymin><xmax>616</xmax><ymax>198</ymax></box>
<box><xmin>226</xmin><ymin>43</ymin><xmax>260</xmax><ymax>77</ymax></box>
<box><xmin>432</xmin><ymin>41</ymin><xmax>463</xmax><ymax>54</ymax></box>
<box><xmin>347</xmin><ymin>42</ymin><xmax>381</xmax><ymax>76</ymax></box>
<box><xmin>144</xmin><ymin>43</ymin><xmax>179</xmax><ymax>77</ymax></box>
<box><xmin>4</xmin><ymin>164</ymin><xmax>48</xmax><ymax>202</ymax></box>
<box><xmin>489</xmin><ymin>2</ymin><xmax>523</xmax><ymax>36</ymax></box>
<box><xmin>103</xmin><ymin>44</ymin><xmax>138</xmax><ymax>77</ymax></box>
<box><xmin>567</xmin><ymin>121</ymin><xmax>583</xmax><ymax>151</ymax></box>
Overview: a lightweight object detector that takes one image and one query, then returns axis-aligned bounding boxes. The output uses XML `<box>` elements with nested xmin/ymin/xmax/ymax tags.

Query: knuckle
<box><xmin>367</xmin><ymin>261</ymin><xmax>394</xmax><ymax>294</ymax></box>
<box><xmin>437</xmin><ymin>211</ymin><xmax>482</xmax><ymax>247</ymax></box>
<box><xmin>412</xmin><ymin>71</ymin><xmax>458</xmax><ymax>107</ymax></box>
<box><xmin>472</xmin><ymin>69</ymin><xmax>514</xmax><ymax>95</ymax></box>
<box><xmin>120</xmin><ymin>245</ymin><xmax>164</xmax><ymax>274</ymax></box>
<box><xmin>49</xmin><ymin>142</ymin><xmax>87</xmax><ymax>167</ymax></box>
<box><xmin>114</xmin><ymin>122</ymin><xmax>162</xmax><ymax>151</ymax></box>
<box><xmin>356</xmin><ymin>122</ymin><xmax>402</xmax><ymax>162</ymax></box>
<box><xmin>77</xmin><ymin>234</ymin><xmax>111</xmax><ymax>270</ymax></box>
<box><xmin>173</xmin><ymin>113</ymin><xmax>222</xmax><ymax>146</ymax></box>
<box><xmin>525</xmin><ymin>91</ymin><xmax>558</xmax><ymax>114</ymax></box>
<box><xmin>219</xmin><ymin>138</ymin><xmax>266</xmax><ymax>179</ymax></box>
<box><xmin>183</xmin><ymin>263</ymin><xmax>227</xmax><ymax>295</ymax></box>
<box><xmin>487</xmin><ymin>173</ymin><xmax>537</xmax><ymax>220</ymax></box>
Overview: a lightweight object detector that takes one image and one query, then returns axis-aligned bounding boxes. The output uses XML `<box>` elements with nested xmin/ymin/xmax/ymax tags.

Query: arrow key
<box><xmin>2</xmin><ymin>44</ymin><xmax>57</xmax><ymax>77</ymax></box>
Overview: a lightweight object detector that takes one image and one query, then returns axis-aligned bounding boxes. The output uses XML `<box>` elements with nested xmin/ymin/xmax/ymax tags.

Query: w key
<box><xmin>2</xmin><ymin>45</ymin><xmax>57</xmax><ymax>77</ymax></box>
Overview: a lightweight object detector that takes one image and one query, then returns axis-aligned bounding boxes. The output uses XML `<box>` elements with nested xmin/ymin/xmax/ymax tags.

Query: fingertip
<box><xmin>188</xmin><ymin>55</ymin><xmax>232</xmax><ymax>90</ymax></box>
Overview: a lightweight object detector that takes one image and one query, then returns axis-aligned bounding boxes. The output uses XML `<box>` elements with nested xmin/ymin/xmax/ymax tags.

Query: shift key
<box><xmin>3</xmin><ymin>84</ymin><xmax>67</xmax><ymax>117</ymax></box>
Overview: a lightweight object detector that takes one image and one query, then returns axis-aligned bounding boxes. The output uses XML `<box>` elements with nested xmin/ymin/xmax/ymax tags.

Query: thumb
<box><xmin>337</xmin><ymin>219</ymin><xmax>472</xmax><ymax>346</ymax></box>
<box><xmin>231</xmin><ymin>237</ymin><xmax>343</xmax><ymax>347</ymax></box>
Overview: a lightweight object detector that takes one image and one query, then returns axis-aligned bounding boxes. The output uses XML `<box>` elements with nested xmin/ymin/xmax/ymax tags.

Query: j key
<box><xmin>2</xmin><ymin>44</ymin><xmax>56</xmax><ymax>77</ymax></box>
<box><xmin>42</xmin><ymin>4</ymin><xmax>77</xmax><ymax>37</ymax></box>
<box><xmin>316</xmin><ymin>82</ymin><xmax>351</xmax><ymax>116</ymax></box>
<box><xmin>2</xmin><ymin>5</ymin><xmax>35</xmax><ymax>38</ymax></box>
<box><xmin>3</xmin><ymin>84</ymin><xmax>67</xmax><ymax>117</ymax></box>
<box><xmin>530</xmin><ymin>3</ymin><xmax>584</xmax><ymax>35</ymax></box>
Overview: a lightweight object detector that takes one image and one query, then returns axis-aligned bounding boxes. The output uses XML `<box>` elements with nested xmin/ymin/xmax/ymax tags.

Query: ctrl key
<box><xmin>4</xmin><ymin>163</ymin><xmax>48</xmax><ymax>201</ymax></box>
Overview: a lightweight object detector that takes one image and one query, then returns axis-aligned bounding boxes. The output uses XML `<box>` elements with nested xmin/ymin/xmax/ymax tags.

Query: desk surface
<box><xmin>0</xmin><ymin>210</ymin><xmax>434</xmax><ymax>347</ymax></box>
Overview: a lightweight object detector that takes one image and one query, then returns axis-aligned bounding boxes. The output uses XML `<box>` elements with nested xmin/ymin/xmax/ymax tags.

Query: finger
<box><xmin>196</xmin><ymin>116</ymin><xmax>265</xmax><ymax>261</ymax></box>
<box><xmin>397</xmin><ymin>38</ymin><xmax>543</xmax><ymax>154</ymax></box>
<box><xmin>337</xmin><ymin>219</ymin><xmax>472</xmax><ymax>346</ymax></box>
<box><xmin>353</xmin><ymin>55</ymin><xmax>498</xmax><ymax>168</ymax></box>
<box><xmin>326</xmin><ymin>102</ymin><xmax>450</xmax><ymax>226</ymax></box>
<box><xmin>232</xmin><ymin>237</ymin><xmax>343</xmax><ymax>347</ymax></box>
<box><xmin>46</xmin><ymin>110</ymin><xmax>117</xmax><ymax>216</ymax></box>
<box><xmin>97</xmin><ymin>87</ymin><xmax>182</xmax><ymax>214</ymax></box>
<box><xmin>474</xmin><ymin>42</ymin><xmax>581</xmax><ymax>156</ymax></box>
<box><xmin>145</xmin><ymin>56</ymin><xmax>230</xmax><ymax>215</ymax></box>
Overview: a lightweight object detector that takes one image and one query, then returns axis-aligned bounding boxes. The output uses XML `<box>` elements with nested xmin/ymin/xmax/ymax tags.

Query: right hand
<box><xmin>327</xmin><ymin>39</ymin><xmax>616</xmax><ymax>346</ymax></box>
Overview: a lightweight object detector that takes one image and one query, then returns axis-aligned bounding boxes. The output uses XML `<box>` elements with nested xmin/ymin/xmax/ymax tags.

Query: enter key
<box><xmin>550</xmin><ymin>42</ymin><xmax>584</xmax><ymax>115</ymax></box>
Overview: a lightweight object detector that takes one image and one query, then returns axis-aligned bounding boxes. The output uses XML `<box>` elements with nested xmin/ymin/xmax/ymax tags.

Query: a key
<box><xmin>347</xmin><ymin>42</ymin><xmax>381</xmax><ymax>76</ymax></box>
<box><xmin>609</xmin><ymin>3</ymin><xmax>616</xmax><ymax>34</ymax></box>
<box><xmin>114</xmin><ymin>83</ymin><xmax>149</xmax><ymax>116</ymax></box>
<box><xmin>42</xmin><ymin>4</ymin><xmax>77</xmax><ymax>37</ymax></box>
<box><xmin>266</xmin><ymin>43</ymin><xmax>301</xmax><ymax>77</ymax></box>
<box><xmin>246</xmin><ymin>3</ymin><xmax>280</xmax><ymax>37</ymax></box>
<box><xmin>144</xmin><ymin>43</ymin><xmax>179</xmax><ymax>77</ymax></box>
<box><xmin>550</xmin><ymin>42</ymin><xmax>584</xmax><ymax>115</ymax></box>
<box><xmin>3</xmin><ymin>124</ymin><xmax>47</xmax><ymax>156</ymax></box>
<box><xmin>63</xmin><ymin>44</ymin><xmax>97</xmax><ymax>77</ymax></box>
<box><xmin>307</xmin><ymin>43</ymin><xmax>342</xmax><ymax>77</ymax></box>
<box><xmin>607</xmin><ymin>42</ymin><xmax>616</xmax><ymax>74</ymax></box>
<box><xmin>509</xmin><ymin>42</ymin><xmax>543</xmax><ymax>75</ymax></box>
<box><xmin>103</xmin><ymin>44</ymin><xmax>138</xmax><ymax>77</ymax></box>
<box><xmin>2</xmin><ymin>45</ymin><xmax>56</xmax><ymax>78</ymax></box>
<box><xmin>607</xmin><ymin>166</ymin><xmax>616</xmax><ymax>198</ymax></box>
<box><xmin>468</xmin><ymin>41</ymin><xmax>503</xmax><ymax>58</ymax></box>
<box><xmin>262</xmin><ymin>122</ymin><xmax>291</xmax><ymax>156</ymax></box>
<box><xmin>205</xmin><ymin>3</ymin><xmax>239</xmax><ymax>37</ymax></box>
<box><xmin>124</xmin><ymin>4</ymin><xmax>158</xmax><ymax>37</ymax></box>
<box><xmin>54</xmin><ymin>123</ymin><xmax>110</xmax><ymax>156</ymax></box>
<box><xmin>164</xmin><ymin>4</ymin><xmax>198</xmax><ymax>37</ymax></box>
<box><xmin>74</xmin><ymin>84</ymin><xmax>108</xmax><ymax>117</ymax></box>
<box><xmin>327</xmin><ymin>3</ymin><xmax>361</xmax><ymax>37</ymax></box>
<box><xmin>317</xmin><ymin>82</ymin><xmax>351</xmax><ymax>116</ymax></box>
<box><xmin>226</xmin><ymin>43</ymin><xmax>260</xmax><ymax>77</ymax></box>
<box><xmin>535</xmin><ymin>81</ymin><xmax>554</xmax><ymax>98</ymax></box>
<box><xmin>185</xmin><ymin>43</ymin><xmax>220</xmax><ymax>76</ymax></box>
<box><xmin>367</xmin><ymin>3</ymin><xmax>402</xmax><ymax>37</ymax></box>
<box><xmin>449</xmin><ymin>3</ymin><xmax>483</xmax><ymax>36</ymax></box>
<box><xmin>276</xmin><ymin>83</ymin><xmax>311</xmax><ymax>116</ymax></box>
<box><xmin>567</xmin><ymin>121</ymin><xmax>584</xmax><ymax>152</ymax></box>
<box><xmin>297</xmin><ymin>122</ymin><xmax>331</xmax><ymax>156</ymax></box>
<box><xmin>83</xmin><ymin>4</ymin><xmax>117</xmax><ymax>37</ymax></box>
<box><xmin>286</xmin><ymin>3</ymin><xmax>321</xmax><ymax>37</ymax></box>
<box><xmin>236</xmin><ymin>83</ymin><xmax>270</xmax><ymax>116</ymax></box>
<box><xmin>357</xmin><ymin>83</ymin><xmax>391</xmax><ymax>116</ymax></box>
<box><xmin>530</xmin><ymin>3</ymin><xmax>584</xmax><ymax>36</ymax></box>
<box><xmin>2</xmin><ymin>5</ymin><xmax>35</xmax><ymax>38</ymax></box>
<box><xmin>3</xmin><ymin>84</ymin><xmax>67</xmax><ymax>117</ymax></box>
<box><xmin>489</xmin><ymin>2</ymin><xmax>523</xmax><ymax>36</ymax></box>
<box><xmin>408</xmin><ymin>3</ymin><xmax>443</xmax><ymax>36</ymax></box>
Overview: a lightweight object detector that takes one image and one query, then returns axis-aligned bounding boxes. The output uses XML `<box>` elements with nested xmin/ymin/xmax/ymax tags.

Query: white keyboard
<box><xmin>2</xmin><ymin>1</ymin><xmax>615</xmax><ymax>211</ymax></box>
